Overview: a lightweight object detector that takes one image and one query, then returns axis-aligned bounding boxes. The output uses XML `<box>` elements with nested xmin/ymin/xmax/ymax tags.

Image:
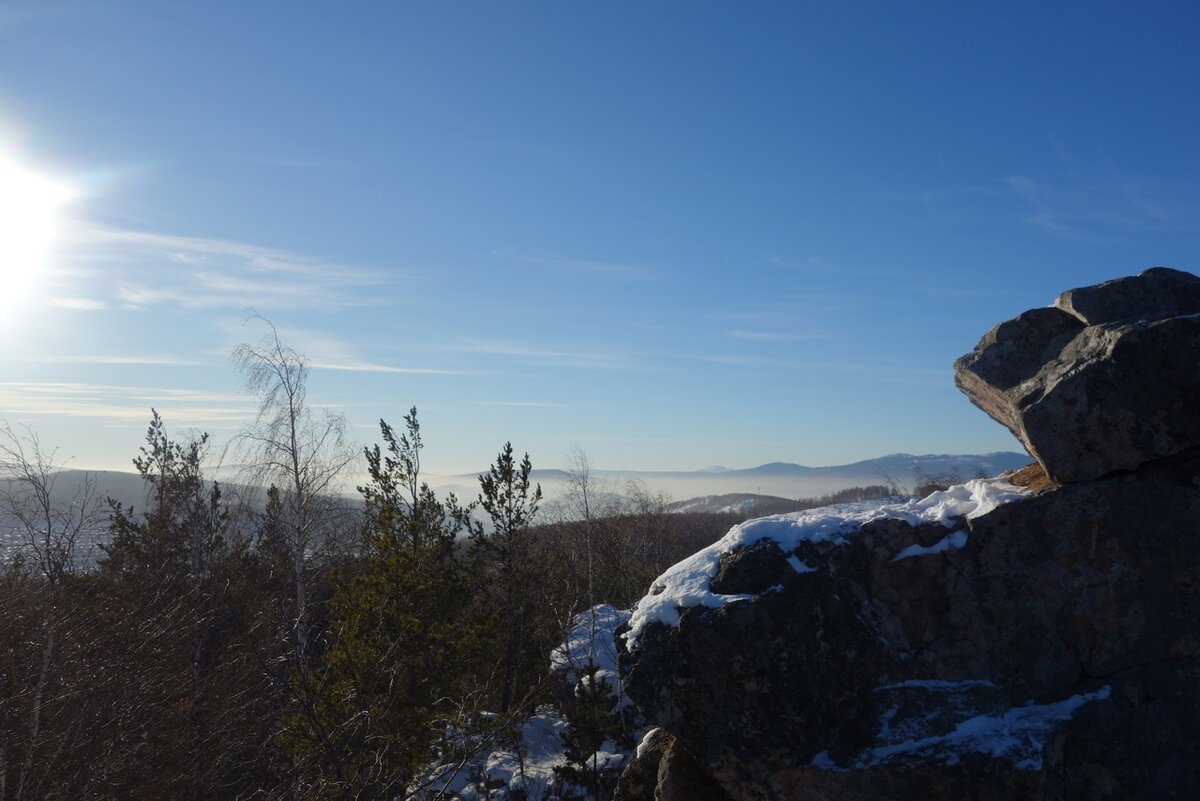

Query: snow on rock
<box><xmin>625</xmin><ymin>477</ymin><xmax>1026</xmax><ymax>649</ymax></box>
<box><xmin>891</xmin><ymin>529</ymin><xmax>969</xmax><ymax>562</ymax></box>
<box><xmin>810</xmin><ymin>686</ymin><xmax>1113</xmax><ymax>772</ymax></box>
<box><xmin>786</xmin><ymin>554</ymin><xmax>817</xmax><ymax>573</ymax></box>
<box><xmin>635</xmin><ymin>727</ymin><xmax>661</xmax><ymax>760</ymax></box>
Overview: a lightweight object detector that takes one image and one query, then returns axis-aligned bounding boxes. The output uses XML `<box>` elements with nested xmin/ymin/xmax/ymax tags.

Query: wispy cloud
<box><xmin>60</xmin><ymin>222</ymin><xmax>392</xmax><ymax>312</ymax></box>
<box><xmin>456</xmin><ymin>338</ymin><xmax>648</xmax><ymax>371</ymax></box>
<box><xmin>16</xmin><ymin>354</ymin><xmax>211</xmax><ymax>367</ymax></box>
<box><xmin>715</xmin><ymin>292</ymin><xmax>860</xmax><ymax>325</ymax></box>
<box><xmin>1006</xmin><ymin>171</ymin><xmax>1198</xmax><ymax>242</ymax></box>
<box><xmin>698</xmin><ymin>354</ymin><xmax>770</xmax><ymax>367</ymax></box>
<box><xmin>771</xmin><ymin>256</ymin><xmax>916</xmax><ymax>281</ymax></box>
<box><xmin>726</xmin><ymin>329</ymin><xmax>824</xmax><ymax>343</ymax></box>
<box><xmin>558</xmin><ymin>435</ymin><xmax>763</xmax><ymax>446</ymax></box>
<box><xmin>49</xmin><ymin>296</ymin><xmax>108</xmax><ymax>311</ymax></box>
<box><xmin>0</xmin><ymin>382</ymin><xmax>255</xmax><ymax>425</ymax></box>
<box><xmin>475</xmin><ymin>400</ymin><xmax>574</xmax><ymax>409</ymax></box>
<box><xmin>311</xmin><ymin>360</ymin><xmax>470</xmax><ymax>376</ymax></box>
<box><xmin>495</xmin><ymin>249</ymin><xmax>667</xmax><ymax>282</ymax></box>
<box><xmin>688</xmin><ymin>354</ymin><xmax>947</xmax><ymax>385</ymax></box>
<box><xmin>230</xmin><ymin>321</ymin><xmax>473</xmax><ymax>377</ymax></box>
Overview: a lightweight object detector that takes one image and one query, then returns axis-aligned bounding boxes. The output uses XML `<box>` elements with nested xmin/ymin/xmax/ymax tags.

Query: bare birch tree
<box><xmin>230</xmin><ymin>315</ymin><xmax>357</xmax><ymax>792</ymax></box>
<box><xmin>0</xmin><ymin>425</ymin><xmax>100</xmax><ymax>790</ymax></box>
<box><xmin>0</xmin><ymin>423</ymin><xmax>102</xmax><ymax>801</ymax></box>
<box><xmin>232</xmin><ymin>316</ymin><xmax>356</xmax><ymax>670</ymax></box>
<box><xmin>0</xmin><ymin>423</ymin><xmax>101</xmax><ymax>583</ymax></box>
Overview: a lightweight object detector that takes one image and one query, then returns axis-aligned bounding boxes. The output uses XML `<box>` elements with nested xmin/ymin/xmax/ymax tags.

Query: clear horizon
<box><xmin>0</xmin><ymin>3</ymin><xmax>1197</xmax><ymax>475</ymax></box>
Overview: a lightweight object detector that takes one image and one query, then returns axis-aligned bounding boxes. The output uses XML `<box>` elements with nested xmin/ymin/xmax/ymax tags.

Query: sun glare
<box><xmin>0</xmin><ymin>155</ymin><xmax>77</xmax><ymax>317</ymax></box>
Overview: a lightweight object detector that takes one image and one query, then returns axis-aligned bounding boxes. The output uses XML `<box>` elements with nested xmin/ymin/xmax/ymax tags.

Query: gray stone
<box><xmin>1054</xmin><ymin>266</ymin><xmax>1200</xmax><ymax>325</ymax></box>
<box><xmin>954</xmin><ymin>267</ymin><xmax>1200</xmax><ymax>483</ymax></box>
<box><xmin>616</xmin><ymin>729</ymin><xmax>732</xmax><ymax>801</ymax></box>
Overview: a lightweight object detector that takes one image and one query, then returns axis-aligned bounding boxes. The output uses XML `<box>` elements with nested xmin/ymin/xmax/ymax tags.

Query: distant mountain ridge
<box><xmin>442</xmin><ymin>452</ymin><xmax>1032</xmax><ymax>505</ymax></box>
<box><xmin>513</xmin><ymin>452</ymin><xmax>1030</xmax><ymax>482</ymax></box>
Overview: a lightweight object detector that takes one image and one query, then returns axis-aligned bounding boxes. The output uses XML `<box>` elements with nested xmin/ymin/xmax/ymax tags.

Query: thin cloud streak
<box><xmin>560</xmin><ymin>435</ymin><xmax>765</xmax><ymax>446</ymax></box>
<box><xmin>49</xmin><ymin>296</ymin><xmax>108</xmax><ymax>310</ymax></box>
<box><xmin>688</xmin><ymin>354</ymin><xmax>947</xmax><ymax>384</ymax></box>
<box><xmin>0</xmin><ymin>354</ymin><xmax>211</xmax><ymax>367</ymax></box>
<box><xmin>771</xmin><ymin>256</ymin><xmax>916</xmax><ymax>281</ymax></box>
<box><xmin>496</xmin><ymin>249</ymin><xmax>667</xmax><ymax>282</ymax></box>
<box><xmin>0</xmin><ymin>382</ymin><xmax>256</xmax><ymax>425</ymax></box>
<box><xmin>238</xmin><ymin>323</ymin><xmax>474</xmax><ymax>377</ymax></box>
<box><xmin>475</xmin><ymin>400</ymin><xmax>573</xmax><ymax>409</ymax></box>
<box><xmin>310</xmin><ymin>360</ymin><xmax>473</xmax><ymax>376</ymax></box>
<box><xmin>61</xmin><ymin>221</ymin><xmax>393</xmax><ymax>312</ymax></box>
<box><xmin>456</xmin><ymin>339</ymin><xmax>647</xmax><ymax>371</ymax></box>
<box><xmin>1006</xmin><ymin>171</ymin><xmax>1199</xmax><ymax>243</ymax></box>
<box><xmin>726</xmin><ymin>329</ymin><xmax>824</xmax><ymax>343</ymax></box>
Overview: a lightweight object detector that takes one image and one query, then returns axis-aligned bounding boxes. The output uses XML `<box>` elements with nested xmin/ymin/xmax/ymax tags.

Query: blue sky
<box><xmin>0</xmin><ymin>1</ymin><xmax>1197</xmax><ymax>476</ymax></box>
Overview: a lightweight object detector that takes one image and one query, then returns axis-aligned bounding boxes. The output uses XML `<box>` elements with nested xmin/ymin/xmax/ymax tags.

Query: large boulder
<box><xmin>954</xmin><ymin>267</ymin><xmax>1200</xmax><ymax>483</ymax></box>
<box><xmin>617</xmin><ymin>472</ymin><xmax>1200</xmax><ymax>800</ymax></box>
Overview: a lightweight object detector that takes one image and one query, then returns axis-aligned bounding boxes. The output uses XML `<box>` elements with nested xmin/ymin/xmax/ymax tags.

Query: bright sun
<box><xmin>0</xmin><ymin>156</ymin><xmax>77</xmax><ymax>315</ymax></box>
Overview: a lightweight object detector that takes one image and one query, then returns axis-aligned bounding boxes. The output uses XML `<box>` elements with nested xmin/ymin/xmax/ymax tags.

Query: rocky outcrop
<box><xmin>618</xmin><ymin>476</ymin><xmax>1200</xmax><ymax>800</ymax></box>
<box><xmin>954</xmin><ymin>267</ymin><xmax>1200</xmax><ymax>484</ymax></box>
<box><xmin>617</xmin><ymin>269</ymin><xmax>1200</xmax><ymax>800</ymax></box>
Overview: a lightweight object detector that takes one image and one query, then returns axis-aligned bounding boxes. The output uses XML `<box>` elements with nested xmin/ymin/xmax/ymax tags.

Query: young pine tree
<box><xmin>469</xmin><ymin>442</ymin><xmax>544</xmax><ymax>714</ymax></box>
<box><xmin>299</xmin><ymin>410</ymin><xmax>480</xmax><ymax>799</ymax></box>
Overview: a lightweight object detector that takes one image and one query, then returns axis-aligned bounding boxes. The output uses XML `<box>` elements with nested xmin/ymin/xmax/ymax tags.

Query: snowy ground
<box><xmin>414</xmin><ymin>605</ymin><xmax>640</xmax><ymax>801</ymax></box>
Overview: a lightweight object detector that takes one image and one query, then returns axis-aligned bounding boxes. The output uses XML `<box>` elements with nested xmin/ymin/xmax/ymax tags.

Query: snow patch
<box><xmin>891</xmin><ymin>529</ymin><xmax>969</xmax><ymax>562</ymax></box>
<box><xmin>787</xmin><ymin>554</ymin><xmax>816</xmax><ymax>573</ymax></box>
<box><xmin>415</xmin><ymin>708</ymin><xmax>571</xmax><ymax>800</ymax></box>
<box><xmin>418</xmin><ymin>604</ymin><xmax>642</xmax><ymax>800</ymax></box>
<box><xmin>625</xmin><ymin>477</ymin><xmax>1026</xmax><ymax>649</ymax></box>
<box><xmin>808</xmin><ymin>686</ymin><xmax>1112</xmax><ymax>772</ymax></box>
<box><xmin>550</xmin><ymin>604</ymin><xmax>629</xmax><ymax>682</ymax></box>
<box><xmin>856</xmin><ymin>686</ymin><xmax>1112</xmax><ymax>771</ymax></box>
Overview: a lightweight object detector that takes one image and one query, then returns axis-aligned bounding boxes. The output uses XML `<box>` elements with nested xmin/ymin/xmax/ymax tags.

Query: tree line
<box><xmin>0</xmin><ymin>324</ymin><xmax>738</xmax><ymax>801</ymax></box>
